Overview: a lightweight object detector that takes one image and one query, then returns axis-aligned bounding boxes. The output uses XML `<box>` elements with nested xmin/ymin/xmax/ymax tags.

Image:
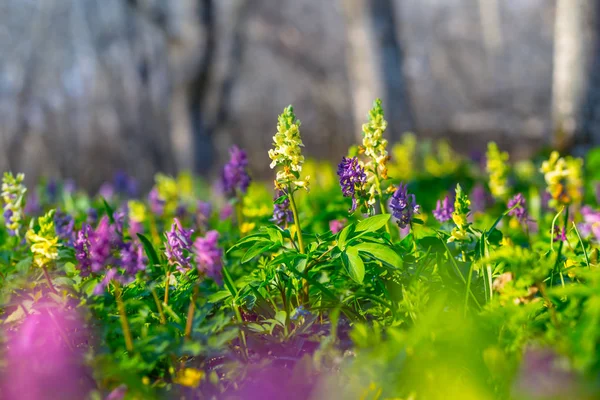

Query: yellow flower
<box><xmin>540</xmin><ymin>151</ymin><xmax>583</xmax><ymax>208</ymax></box>
<box><xmin>360</xmin><ymin>99</ymin><xmax>390</xmax><ymax>207</ymax></box>
<box><xmin>2</xmin><ymin>172</ymin><xmax>27</xmax><ymax>235</ymax></box>
<box><xmin>269</xmin><ymin>106</ymin><xmax>308</xmax><ymax>191</ymax></box>
<box><xmin>26</xmin><ymin>210</ymin><xmax>59</xmax><ymax>268</ymax></box>
<box><xmin>174</xmin><ymin>368</ymin><xmax>204</xmax><ymax>388</ymax></box>
<box><xmin>240</xmin><ymin>222</ymin><xmax>256</xmax><ymax>234</ymax></box>
<box><xmin>486</xmin><ymin>142</ymin><xmax>510</xmax><ymax>200</ymax></box>
<box><xmin>128</xmin><ymin>200</ymin><xmax>147</xmax><ymax>223</ymax></box>
<box><xmin>388</xmin><ymin>134</ymin><xmax>417</xmax><ymax>180</ymax></box>
<box><xmin>449</xmin><ymin>184</ymin><xmax>471</xmax><ymax>242</ymax></box>
<box><xmin>155</xmin><ymin>173</ymin><xmax>180</xmax><ymax>215</ymax></box>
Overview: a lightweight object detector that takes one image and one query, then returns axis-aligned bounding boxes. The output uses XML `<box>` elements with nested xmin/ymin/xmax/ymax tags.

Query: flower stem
<box><xmin>114</xmin><ymin>281</ymin><xmax>134</xmax><ymax>353</ymax></box>
<box><xmin>287</xmin><ymin>187</ymin><xmax>305</xmax><ymax>254</ymax></box>
<box><xmin>151</xmin><ymin>287</ymin><xmax>166</xmax><ymax>324</ymax></box>
<box><xmin>164</xmin><ymin>269</ymin><xmax>171</xmax><ymax>305</ymax></box>
<box><xmin>184</xmin><ymin>286</ymin><xmax>199</xmax><ymax>338</ymax></box>
<box><xmin>233</xmin><ymin>303</ymin><xmax>249</xmax><ymax>361</ymax></box>
<box><xmin>42</xmin><ymin>266</ymin><xmax>57</xmax><ymax>294</ymax></box>
<box><xmin>287</xmin><ymin>186</ymin><xmax>308</xmax><ymax>303</ymax></box>
<box><xmin>374</xmin><ymin>175</ymin><xmax>392</xmax><ymax>235</ymax></box>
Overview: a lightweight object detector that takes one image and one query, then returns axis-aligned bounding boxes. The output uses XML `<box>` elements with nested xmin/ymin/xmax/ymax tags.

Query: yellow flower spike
<box><xmin>540</xmin><ymin>151</ymin><xmax>583</xmax><ymax>208</ymax></box>
<box><xmin>2</xmin><ymin>172</ymin><xmax>27</xmax><ymax>235</ymax></box>
<box><xmin>155</xmin><ymin>174</ymin><xmax>180</xmax><ymax>215</ymax></box>
<box><xmin>26</xmin><ymin>210</ymin><xmax>60</xmax><ymax>268</ymax></box>
<box><xmin>486</xmin><ymin>142</ymin><xmax>510</xmax><ymax>201</ymax></box>
<box><xmin>174</xmin><ymin>368</ymin><xmax>204</xmax><ymax>388</ymax></box>
<box><xmin>269</xmin><ymin>105</ymin><xmax>308</xmax><ymax>191</ymax></box>
<box><xmin>128</xmin><ymin>200</ymin><xmax>147</xmax><ymax>224</ymax></box>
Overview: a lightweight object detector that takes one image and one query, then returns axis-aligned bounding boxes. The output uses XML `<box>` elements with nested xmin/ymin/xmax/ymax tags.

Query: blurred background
<box><xmin>0</xmin><ymin>0</ymin><xmax>599</xmax><ymax>191</ymax></box>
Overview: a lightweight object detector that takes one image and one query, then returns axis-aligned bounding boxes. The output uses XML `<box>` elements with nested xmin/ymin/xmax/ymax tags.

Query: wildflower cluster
<box><xmin>337</xmin><ymin>156</ymin><xmax>367</xmax><ymax>212</ymax></box>
<box><xmin>540</xmin><ymin>151</ymin><xmax>583</xmax><ymax>208</ymax></box>
<box><xmin>389</xmin><ymin>183</ymin><xmax>420</xmax><ymax>229</ymax></box>
<box><xmin>268</xmin><ymin>105</ymin><xmax>309</xmax><ymax>190</ymax></box>
<box><xmin>449</xmin><ymin>184</ymin><xmax>471</xmax><ymax>242</ymax></box>
<box><xmin>486</xmin><ymin>142</ymin><xmax>510</xmax><ymax>200</ymax></box>
<box><xmin>26</xmin><ymin>210</ymin><xmax>60</xmax><ymax>268</ymax></box>
<box><xmin>2</xmin><ymin>172</ymin><xmax>27</xmax><ymax>235</ymax></box>
<box><xmin>74</xmin><ymin>216</ymin><xmax>145</xmax><ymax>293</ymax></box>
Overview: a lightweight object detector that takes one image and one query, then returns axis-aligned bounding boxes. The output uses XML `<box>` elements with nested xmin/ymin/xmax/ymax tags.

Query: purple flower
<box><xmin>508</xmin><ymin>193</ymin><xmax>528</xmax><ymax>222</ymax></box>
<box><xmin>3</xmin><ymin>208</ymin><xmax>16</xmax><ymax>236</ymax></box>
<box><xmin>329</xmin><ymin>219</ymin><xmax>346</xmax><ymax>234</ymax></box>
<box><xmin>220</xmin><ymin>203</ymin><xmax>234</xmax><ymax>221</ymax></box>
<box><xmin>75</xmin><ymin>216</ymin><xmax>144</xmax><ymax>293</ymax></box>
<box><xmin>148</xmin><ymin>188</ymin><xmax>165</xmax><ymax>215</ymax></box>
<box><xmin>272</xmin><ymin>190</ymin><xmax>293</xmax><ymax>227</ymax></box>
<box><xmin>63</xmin><ymin>179</ymin><xmax>76</xmax><ymax>195</ymax></box>
<box><xmin>198</xmin><ymin>201</ymin><xmax>212</xmax><ymax>219</ymax></box>
<box><xmin>165</xmin><ymin>218</ymin><xmax>194</xmax><ymax>271</ymax></box>
<box><xmin>433</xmin><ymin>196</ymin><xmax>454</xmax><ymax>223</ymax></box>
<box><xmin>46</xmin><ymin>179</ymin><xmax>58</xmax><ymax>203</ymax></box>
<box><xmin>87</xmin><ymin>208</ymin><xmax>98</xmax><ymax>225</ymax></box>
<box><xmin>54</xmin><ymin>209</ymin><xmax>75</xmax><ymax>245</ymax></box>
<box><xmin>98</xmin><ymin>183</ymin><xmax>115</xmax><ymax>201</ymax></box>
<box><xmin>222</xmin><ymin>146</ymin><xmax>251</xmax><ymax>199</ymax></box>
<box><xmin>24</xmin><ymin>192</ymin><xmax>41</xmax><ymax>216</ymax></box>
<box><xmin>74</xmin><ymin>224</ymin><xmax>94</xmax><ymax>277</ymax></box>
<box><xmin>113</xmin><ymin>171</ymin><xmax>138</xmax><ymax>198</ymax></box>
<box><xmin>553</xmin><ymin>227</ymin><xmax>567</xmax><ymax>242</ymax></box>
<box><xmin>1</xmin><ymin>305</ymin><xmax>92</xmax><ymax>399</ymax></box>
<box><xmin>194</xmin><ymin>230</ymin><xmax>223</xmax><ymax>282</ymax></box>
<box><xmin>106</xmin><ymin>385</ymin><xmax>128</xmax><ymax>400</ymax></box>
<box><xmin>389</xmin><ymin>183</ymin><xmax>420</xmax><ymax>229</ymax></box>
<box><xmin>337</xmin><ymin>157</ymin><xmax>366</xmax><ymax>212</ymax></box>
<box><xmin>579</xmin><ymin>206</ymin><xmax>600</xmax><ymax>243</ymax></box>
<box><xmin>120</xmin><ymin>241</ymin><xmax>146</xmax><ymax>276</ymax></box>
<box><xmin>470</xmin><ymin>184</ymin><xmax>490</xmax><ymax>213</ymax></box>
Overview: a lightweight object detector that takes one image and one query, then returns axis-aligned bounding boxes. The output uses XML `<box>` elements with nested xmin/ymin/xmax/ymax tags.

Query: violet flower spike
<box><xmin>272</xmin><ymin>190</ymin><xmax>293</xmax><ymax>227</ymax></box>
<box><xmin>507</xmin><ymin>193</ymin><xmax>528</xmax><ymax>222</ymax></box>
<box><xmin>164</xmin><ymin>218</ymin><xmax>194</xmax><ymax>271</ymax></box>
<box><xmin>389</xmin><ymin>183</ymin><xmax>420</xmax><ymax>229</ymax></box>
<box><xmin>433</xmin><ymin>196</ymin><xmax>454</xmax><ymax>223</ymax></box>
<box><xmin>337</xmin><ymin>156</ymin><xmax>366</xmax><ymax>212</ymax></box>
<box><xmin>222</xmin><ymin>145</ymin><xmax>251</xmax><ymax>199</ymax></box>
<box><xmin>194</xmin><ymin>230</ymin><xmax>223</xmax><ymax>282</ymax></box>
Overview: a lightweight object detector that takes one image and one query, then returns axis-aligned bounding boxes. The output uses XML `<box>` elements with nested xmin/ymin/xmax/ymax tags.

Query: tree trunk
<box><xmin>552</xmin><ymin>0</ymin><xmax>600</xmax><ymax>153</ymax></box>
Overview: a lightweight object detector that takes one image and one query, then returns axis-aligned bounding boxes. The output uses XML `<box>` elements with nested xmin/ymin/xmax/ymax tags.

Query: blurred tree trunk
<box><xmin>340</xmin><ymin>0</ymin><xmax>413</xmax><ymax>141</ymax></box>
<box><xmin>0</xmin><ymin>0</ymin><xmax>201</xmax><ymax>191</ymax></box>
<box><xmin>552</xmin><ymin>0</ymin><xmax>600</xmax><ymax>153</ymax></box>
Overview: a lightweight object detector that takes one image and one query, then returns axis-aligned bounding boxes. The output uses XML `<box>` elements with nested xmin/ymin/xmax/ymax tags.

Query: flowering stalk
<box><xmin>1</xmin><ymin>172</ymin><xmax>27</xmax><ymax>236</ymax></box>
<box><xmin>359</xmin><ymin>99</ymin><xmax>392</xmax><ymax>233</ymax></box>
<box><xmin>268</xmin><ymin>106</ymin><xmax>309</xmax><ymax>254</ymax></box>
<box><xmin>486</xmin><ymin>142</ymin><xmax>510</xmax><ymax>201</ymax></box>
<box><xmin>150</xmin><ymin>287</ymin><xmax>166</xmax><ymax>325</ymax></box>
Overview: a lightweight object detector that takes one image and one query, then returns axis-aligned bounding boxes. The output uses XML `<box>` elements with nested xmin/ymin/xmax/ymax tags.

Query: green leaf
<box><xmin>137</xmin><ymin>233</ymin><xmax>160</xmax><ymax>267</ymax></box>
<box><xmin>355</xmin><ymin>214</ymin><xmax>391</xmax><ymax>233</ymax></box>
<box><xmin>344</xmin><ymin>246</ymin><xmax>365</xmax><ymax>284</ymax></box>
<box><xmin>102</xmin><ymin>198</ymin><xmax>115</xmax><ymax>224</ymax></box>
<box><xmin>337</xmin><ymin>224</ymin><xmax>354</xmax><ymax>250</ymax></box>
<box><xmin>207</xmin><ymin>290</ymin><xmax>232</xmax><ymax>303</ymax></box>
<box><xmin>222</xmin><ymin>266</ymin><xmax>237</xmax><ymax>297</ymax></box>
<box><xmin>241</xmin><ymin>242</ymin><xmax>274</xmax><ymax>263</ymax></box>
<box><xmin>274</xmin><ymin>194</ymin><xmax>287</xmax><ymax>204</ymax></box>
<box><xmin>353</xmin><ymin>242</ymin><xmax>403</xmax><ymax>268</ymax></box>
<box><xmin>226</xmin><ymin>234</ymin><xmax>269</xmax><ymax>254</ymax></box>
